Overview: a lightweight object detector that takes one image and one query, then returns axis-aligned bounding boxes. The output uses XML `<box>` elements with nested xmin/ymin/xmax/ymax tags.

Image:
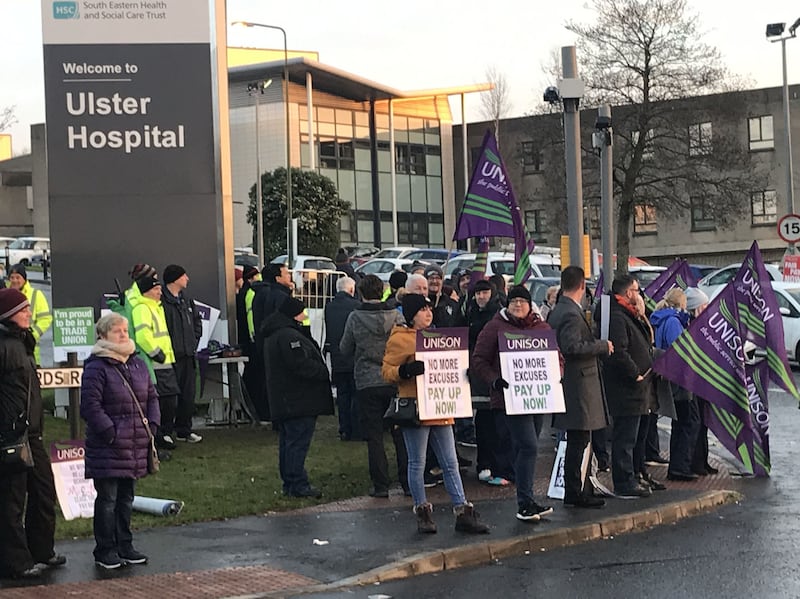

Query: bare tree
<box><xmin>0</xmin><ymin>106</ymin><xmax>16</xmax><ymax>132</ymax></box>
<box><xmin>566</xmin><ymin>0</ymin><xmax>762</xmax><ymax>270</ymax></box>
<box><xmin>479</xmin><ymin>66</ymin><xmax>512</xmax><ymax>147</ymax></box>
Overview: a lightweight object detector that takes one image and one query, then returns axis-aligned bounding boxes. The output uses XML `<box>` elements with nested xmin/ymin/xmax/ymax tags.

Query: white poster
<box><xmin>498</xmin><ymin>329</ymin><xmax>565</xmax><ymax>415</ymax></box>
<box><xmin>415</xmin><ymin>328</ymin><xmax>472</xmax><ymax>420</ymax></box>
<box><xmin>50</xmin><ymin>440</ymin><xmax>96</xmax><ymax>520</ymax></box>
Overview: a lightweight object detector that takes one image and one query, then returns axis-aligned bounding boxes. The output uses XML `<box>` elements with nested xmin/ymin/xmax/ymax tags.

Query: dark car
<box><xmin>342</xmin><ymin>245</ymin><xmax>379</xmax><ymax>266</ymax></box>
<box><xmin>526</xmin><ymin>276</ymin><xmax>562</xmax><ymax>306</ymax></box>
<box><xmin>689</xmin><ymin>264</ymin><xmax>717</xmax><ymax>281</ymax></box>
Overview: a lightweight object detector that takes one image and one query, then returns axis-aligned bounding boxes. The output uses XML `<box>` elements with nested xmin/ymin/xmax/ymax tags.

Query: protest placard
<box><xmin>50</xmin><ymin>440</ymin><xmax>96</xmax><ymax>520</ymax></box>
<box><xmin>415</xmin><ymin>327</ymin><xmax>472</xmax><ymax>420</ymax></box>
<box><xmin>498</xmin><ymin>328</ymin><xmax>565</xmax><ymax>415</ymax></box>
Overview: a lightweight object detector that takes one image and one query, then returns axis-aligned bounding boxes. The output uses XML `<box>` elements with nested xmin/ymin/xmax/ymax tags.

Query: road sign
<box><xmin>777</xmin><ymin>214</ymin><xmax>800</xmax><ymax>243</ymax></box>
<box><xmin>783</xmin><ymin>254</ymin><xmax>800</xmax><ymax>282</ymax></box>
<box><xmin>38</xmin><ymin>368</ymin><xmax>83</xmax><ymax>389</ymax></box>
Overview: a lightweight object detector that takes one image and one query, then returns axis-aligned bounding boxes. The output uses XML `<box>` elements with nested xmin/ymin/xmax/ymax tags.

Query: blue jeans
<box><xmin>278</xmin><ymin>416</ymin><xmax>317</xmax><ymax>494</ymax></box>
<box><xmin>93</xmin><ymin>477</ymin><xmax>135</xmax><ymax>560</ymax></box>
<box><xmin>504</xmin><ymin>413</ymin><xmax>543</xmax><ymax>509</ymax></box>
<box><xmin>402</xmin><ymin>425</ymin><xmax>466</xmax><ymax>507</ymax></box>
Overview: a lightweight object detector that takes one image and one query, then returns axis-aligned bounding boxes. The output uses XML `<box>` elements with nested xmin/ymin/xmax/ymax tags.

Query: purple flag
<box><xmin>512</xmin><ymin>223</ymin><xmax>536</xmax><ymax>286</ymax></box>
<box><xmin>453</xmin><ymin>130</ymin><xmax>517</xmax><ymax>240</ymax></box>
<box><xmin>643</xmin><ymin>259</ymin><xmax>696</xmax><ymax>310</ymax></box>
<box><xmin>731</xmin><ymin>241</ymin><xmax>800</xmax><ymax>400</ymax></box>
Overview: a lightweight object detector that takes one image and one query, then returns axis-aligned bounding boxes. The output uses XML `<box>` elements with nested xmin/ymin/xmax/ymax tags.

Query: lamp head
<box><xmin>790</xmin><ymin>17</ymin><xmax>800</xmax><ymax>35</ymax></box>
<box><xmin>766</xmin><ymin>22</ymin><xmax>786</xmax><ymax>37</ymax></box>
<box><xmin>231</xmin><ymin>20</ymin><xmax>255</xmax><ymax>28</ymax></box>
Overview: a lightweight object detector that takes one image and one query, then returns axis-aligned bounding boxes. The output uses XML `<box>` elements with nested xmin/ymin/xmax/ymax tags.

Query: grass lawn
<box><xmin>44</xmin><ymin>412</ymin><xmax>393</xmax><ymax>541</ymax></box>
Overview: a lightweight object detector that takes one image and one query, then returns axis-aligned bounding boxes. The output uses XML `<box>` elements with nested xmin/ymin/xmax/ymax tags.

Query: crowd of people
<box><xmin>0</xmin><ymin>252</ymin><xmax>718</xmax><ymax>577</ymax></box>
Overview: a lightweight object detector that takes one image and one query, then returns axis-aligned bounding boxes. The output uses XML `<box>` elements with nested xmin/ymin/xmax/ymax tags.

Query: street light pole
<box><xmin>248</xmin><ymin>80</ymin><xmax>271</xmax><ymax>270</ymax></box>
<box><xmin>232</xmin><ymin>21</ymin><xmax>293</xmax><ymax>266</ymax></box>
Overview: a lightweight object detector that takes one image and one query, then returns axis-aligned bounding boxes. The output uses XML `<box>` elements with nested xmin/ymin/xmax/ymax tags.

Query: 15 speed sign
<box><xmin>778</xmin><ymin>214</ymin><xmax>800</xmax><ymax>243</ymax></box>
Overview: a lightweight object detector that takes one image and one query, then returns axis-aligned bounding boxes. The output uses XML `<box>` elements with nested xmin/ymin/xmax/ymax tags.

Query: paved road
<box><xmin>297</xmin><ymin>388</ymin><xmax>800</xmax><ymax>599</ymax></box>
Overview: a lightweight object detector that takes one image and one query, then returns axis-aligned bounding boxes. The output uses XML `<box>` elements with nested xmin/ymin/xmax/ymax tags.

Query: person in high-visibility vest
<box><xmin>7</xmin><ymin>264</ymin><xmax>52</xmax><ymax>366</ymax></box>
<box><xmin>130</xmin><ymin>274</ymin><xmax>179</xmax><ymax>450</ymax></box>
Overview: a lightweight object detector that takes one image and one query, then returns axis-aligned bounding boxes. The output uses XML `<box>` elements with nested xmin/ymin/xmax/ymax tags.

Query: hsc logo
<box><xmin>53</xmin><ymin>1</ymin><xmax>79</xmax><ymax>19</ymax></box>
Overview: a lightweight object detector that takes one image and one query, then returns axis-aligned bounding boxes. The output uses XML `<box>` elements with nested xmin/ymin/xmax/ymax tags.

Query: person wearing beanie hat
<box><xmin>0</xmin><ymin>288</ymin><xmax>65</xmax><ymax>578</ymax></box>
<box><xmin>684</xmin><ymin>287</ymin><xmax>709</xmax><ymax>313</ymax></box>
<box><xmin>471</xmin><ymin>280</ymin><xmax>561</xmax><ymax>521</ymax></box>
<box><xmin>453</xmin><ymin>268</ymin><xmax>472</xmax><ymax>297</ymax></box>
<box><xmin>162</xmin><ymin>266</ymin><xmax>203</xmax><ymax>444</ymax></box>
<box><xmin>129</xmin><ymin>263</ymin><xmax>157</xmax><ymax>281</ymax></box>
<box><xmin>261</xmin><ymin>295</ymin><xmax>333</xmax><ymax>499</ymax></box>
<box><xmin>401</xmin><ymin>293</ymin><xmax>431</xmax><ymax>326</ymax></box>
<box><xmin>382</xmin><ymin>288</ymin><xmax>489</xmax><ymax>535</ymax></box>
<box><xmin>425</xmin><ymin>263</ymin><xmax>459</xmax><ymax>327</ymax></box>
<box><xmin>389</xmin><ymin>270</ymin><xmax>408</xmax><ymax>291</ymax></box>
<box><xmin>130</xmin><ymin>272</ymin><xmax>179</xmax><ymax>450</ymax></box>
<box><xmin>7</xmin><ymin>263</ymin><xmax>52</xmax><ymax>366</ymax></box>
<box><xmin>123</xmin><ymin>263</ymin><xmax>158</xmax><ymax>318</ymax></box>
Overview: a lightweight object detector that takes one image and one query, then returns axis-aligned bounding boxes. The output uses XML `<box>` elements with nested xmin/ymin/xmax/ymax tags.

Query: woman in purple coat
<box><xmin>80</xmin><ymin>313</ymin><xmax>160</xmax><ymax>570</ymax></box>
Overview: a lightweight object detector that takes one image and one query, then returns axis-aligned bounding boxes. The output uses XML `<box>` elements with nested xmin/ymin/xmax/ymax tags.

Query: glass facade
<box><xmin>299</xmin><ymin>106</ymin><xmax>444</xmax><ymax>246</ymax></box>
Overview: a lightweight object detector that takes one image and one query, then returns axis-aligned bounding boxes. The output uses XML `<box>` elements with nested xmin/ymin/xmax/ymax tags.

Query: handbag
<box><xmin>383</xmin><ymin>396</ymin><xmax>420</xmax><ymax>427</ymax></box>
<box><xmin>116</xmin><ymin>370</ymin><xmax>160</xmax><ymax>475</ymax></box>
<box><xmin>0</xmin><ymin>374</ymin><xmax>35</xmax><ymax>474</ymax></box>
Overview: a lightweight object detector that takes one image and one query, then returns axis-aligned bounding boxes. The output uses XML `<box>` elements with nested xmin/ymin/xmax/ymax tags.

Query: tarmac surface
<box><xmin>0</xmin><ymin>427</ymin><xmax>746</xmax><ymax>599</ymax></box>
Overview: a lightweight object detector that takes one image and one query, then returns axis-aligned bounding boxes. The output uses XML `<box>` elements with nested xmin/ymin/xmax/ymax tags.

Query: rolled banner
<box><xmin>132</xmin><ymin>495</ymin><xmax>184</xmax><ymax>516</ymax></box>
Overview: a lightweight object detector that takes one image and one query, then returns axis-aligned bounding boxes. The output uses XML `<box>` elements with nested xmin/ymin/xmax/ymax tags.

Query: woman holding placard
<box><xmin>382</xmin><ymin>293</ymin><xmax>489</xmax><ymax>535</ymax></box>
<box><xmin>472</xmin><ymin>285</ymin><xmax>561</xmax><ymax>522</ymax></box>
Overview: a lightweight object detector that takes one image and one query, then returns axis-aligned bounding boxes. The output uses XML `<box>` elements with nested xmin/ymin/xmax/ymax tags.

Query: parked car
<box><xmin>754</xmin><ymin>282</ymin><xmax>800</xmax><ymax>362</ymax></box>
<box><xmin>402</xmin><ymin>248</ymin><xmax>464</xmax><ymax>264</ymax></box>
<box><xmin>371</xmin><ymin>246</ymin><xmax>419</xmax><ymax>260</ymax></box>
<box><xmin>234</xmin><ymin>250</ymin><xmax>259</xmax><ymax>269</ymax></box>
<box><xmin>354</xmin><ymin>258</ymin><xmax>416</xmax><ymax>282</ymax></box>
<box><xmin>444</xmin><ymin>251</ymin><xmax>561</xmax><ymax>280</ymax></box>
<box><xmin>342</xmin><ymin>245</ymin><xmax>380</xmax><ymax>266</ymax></box>
<box><xmin>699</xmin><ymin>262</ymin><xmax>783</xmax><ymax>298</ymax></box>
<box><xmin>526</xmin><ymin>276</ymin><xmax>562</xmax><ymax>307</ymax></box>
<box><xmin>629</xmin><ymin>265</ymin><xmax>667</xmax><ymax>288</ymax></box>
<box><xmin>271</xmin><ymin>254</ymin><xmax>338</xmax><ymax>292</ymax></box>
<box><xmin>6</xmin><ymin>237</ymin><xmax>50</xmax><ymax>266</ymax></box>
<box><xmin>689</xmin><ymin>264</ymin><xmax>718</xmax><ymax>280</ymax></box>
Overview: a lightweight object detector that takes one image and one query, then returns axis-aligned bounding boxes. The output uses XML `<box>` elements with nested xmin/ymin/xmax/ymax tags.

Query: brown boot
<box><xmin>414</xmin><ymin>503</ymin><xmax>437</xmax><ymax>534</ymax></box>
<box><xmin>454</xmin><ymin>502</ymin><xmax>490</xmax><ymax>534</ymax></box>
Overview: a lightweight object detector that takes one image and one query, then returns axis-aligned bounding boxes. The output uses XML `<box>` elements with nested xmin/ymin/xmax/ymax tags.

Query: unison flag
<box><xmin>731</xmin><ymin>241</ymin><xmax>800</xmax><ymax>400</ymax></box>
<box><xmin>643</xmin><ymin>259</ymin><xmax>696</xmax><ymax>311</ymax></box>
<box><xmin>453</xmin><ymin>131</ymin><xmax>517</xmax><ymax>240</ymax></box>
<box><xmin>468</xmin><ymin>236</ymin><xmax>490</xmax><ymax>291</ymax></box>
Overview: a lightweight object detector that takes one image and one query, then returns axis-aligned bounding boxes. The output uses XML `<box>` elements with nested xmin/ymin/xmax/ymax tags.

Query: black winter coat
<box><xmin>0</xmin><ymin>322</ymin><xmax>43</xmax><ymax>440</ymax></box>
<box><xmin>602</xmin><ymin>296</ymin><xmax>656</xmax><ymax>417</ymax></box>
<box><xmin>253</xmin><ymin>281</ymin><xmax>292</xmax><ymax>337</ymax></box>
<box><xmin>430</xmin><ymin>292</ymin><xmax>459</xmax><ymax>328</ymax></box>
<box><xmin>162</xmin><ymin>288</ymin><xmax>202</xmax><ymax>359</ymax></box>
<box><xmin>323</xmin><ymin>291</ymin><xmax>361</xmax><ymax>373</ymax></box>
<box><xmin>463</xmin><ymin>297</ymin><xmax>502</xmax><ymax>397</ymax></box>
<box><xmin>547</xmin><ymin>296</ymin><xmax>610</xmax><ymax>431</ymax></box>
<box><xmin>262</xmin><ymin>312</ymin><xmax>334</xmax><ymax>422</ymax></box>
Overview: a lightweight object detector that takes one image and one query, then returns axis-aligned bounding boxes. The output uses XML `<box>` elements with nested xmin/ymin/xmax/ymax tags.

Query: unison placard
<box><xmin>415</xmin><ymin>328</ymin><xmax>472</xmax><ymax>420</ymax></box>
<box><xmin>498</xmin><ymin>328</ymin><xmax>565</xmax><ymax>415</ymax></box>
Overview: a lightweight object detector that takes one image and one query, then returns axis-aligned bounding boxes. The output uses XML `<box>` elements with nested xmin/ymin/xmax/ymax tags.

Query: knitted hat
<box><xmin>454</xmin><ymin>268</ymin><xmax>472</xmax><ymax>281</ymax></box>
<box><xmin>279</xmin><ymin>297</ymin><xmax>306</xmax><ymax>319</ymax></box>
<box><xmin>129</xmin><ymin>263</ymin><xmax>157</xmax><ymax>280</ymax></box>
<box><xmin>234</xmin><ymin>267</ymin><xmax>244</xmax><ymax>282</ymax></box>
<box><xmin>136</xmin><ymin>275</ymin><xmax>161</xmax><ymax>294</ymax></box>
<box><xmin>0</xmin><ymin>288</ymin><xmax>29</xmax><ymax>322</ymax></box>
<box><xmin>163</xmin><ymin>264</ymin><xmax>187</xmax><ymax>285</ymax></box>
<box><xmin>473</xmin><ymin>279</ymin><xmax>492</xmax><ymax>293</ymax></box>
<box><xmin>389</xmin><ymin>270</ymin><xmax>408</xmax><ymax>290</ymax></box>
<box><xmin>9</xmin><ymin>263</ymin><xmax>27</xmax><ymax>281</ymax></box>
<box><xmin>242</xmin><ymin>265</ymin><xmax>259</xmax><ymax>281</ymax></box>
<box><xmin>402</xmin><ymin>293</ymin><xmax>431</xmax><ymax>325</ymax></box>
<box><xmin>507</xmin><ymin>285</ymin><xmax>532</xmax><ymax>304</ymax></box>
<box><xmin>424</xmin><ymin>264</ymin><xmax>444</xmax><ymax>279</ymax></box>
<box><xmin>684</xmin><ymin>287</ymin><xmax>709</xmax><ymax>311</ymax></box>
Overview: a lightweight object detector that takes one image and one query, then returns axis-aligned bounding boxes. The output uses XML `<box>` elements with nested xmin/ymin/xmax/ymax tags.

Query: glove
<box><xmin>152</xmin><ymin>349</ymin><xmax>166</xmax><ymax>364</ymax></box>
<box><xmin>492</xmin><ymin>377</ymin><xmax>510</xmax><ymax>391</ymax></box>
<box><xmin>398</xmin><ymin>360</ymin><xmax>425</xmax><ymax>379</ymax></box>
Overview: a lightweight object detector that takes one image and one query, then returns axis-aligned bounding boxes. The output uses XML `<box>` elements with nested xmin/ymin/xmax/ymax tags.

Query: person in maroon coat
<box><xmin>472</xmin><ymin>286</ymin><xmax>563</xmax><ymax>523</ymax></box>
<box><xmin>80</xmin><ymin>313</ymin><xmax>160</xmax><ymax>570</ymax></box>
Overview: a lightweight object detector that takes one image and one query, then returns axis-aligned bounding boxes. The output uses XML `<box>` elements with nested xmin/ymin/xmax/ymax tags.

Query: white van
<box><xmin>443</xmin><ymin>251</ymin><xmax>561</xmax><ymax>280</ymax></box>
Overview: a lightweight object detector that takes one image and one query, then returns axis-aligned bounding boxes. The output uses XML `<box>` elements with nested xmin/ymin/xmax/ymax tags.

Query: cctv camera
<box><xmin>543</xmin><ymin>86</ymin><xmax>560</xmax><ymax>104</ymax></box>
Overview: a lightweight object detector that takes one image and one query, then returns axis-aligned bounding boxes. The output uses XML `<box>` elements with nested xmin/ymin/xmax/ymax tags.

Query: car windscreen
<box><xmin>536</xmin><ymin>264</ymin><xmax>561</xmax><ymax>277</ymax></box>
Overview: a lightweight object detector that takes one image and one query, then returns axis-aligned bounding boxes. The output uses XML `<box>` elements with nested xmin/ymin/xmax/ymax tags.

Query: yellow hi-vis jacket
<box><xmin>20</xmin><ymin>280</ymin><xmax>52</xmax><ymax>365</ymax></box>
<box><xmin>131</xmin><ymin>295</ymin><xmax>175</xmax><ymax>368</ymax></box>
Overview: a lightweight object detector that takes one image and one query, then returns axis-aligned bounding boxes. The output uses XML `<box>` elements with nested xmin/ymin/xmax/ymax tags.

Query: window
<box><xmin>633</xmin><ymin>204</ymin><xmax>657</xmax><ymax>235</ymax></box>
<box><xmin>525</xmin><ymin>209</ymin><xmax>548</xmax><ymax>240</ymax></box>
<box><xmin>520</xmin><ymin>141</ymin><xmax>543</xmax><ymax>171</ymax></box>
<box><xmin>631</xmin><ymin>129</ymin><xmax>654</xmax><ymax>160</ymax></box>
<box><xmin>751</xmin><ymin>190</ymin><xmax>778</xmax><ymax>226</ymax></box>
<box><xmin>688</xmin><ymin>122</ymin><xmax>712</xmax><ymax>156</ymax></box>
<box><xmin>749</xmin><ymin>115</ymin><xmax>774</xmax><ymax>151</ymax></box>
<box><xmin>690</xmin><ymin>197</ymin><xmax>715</xmax><ymax>231</ymax></box>
<box><xmin>395</xmin><ymin>143</ymin><xmax>427</xmax><ymax>175</ymax></box>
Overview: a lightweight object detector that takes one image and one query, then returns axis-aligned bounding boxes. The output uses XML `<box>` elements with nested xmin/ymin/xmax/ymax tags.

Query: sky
<box><xmin>2</xmin><ymin>0</ymin><xmax>799</xmax><ymax>154</ymax></box>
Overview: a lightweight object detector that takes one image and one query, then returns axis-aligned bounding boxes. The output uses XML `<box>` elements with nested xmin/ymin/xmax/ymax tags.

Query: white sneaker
<box><xmin>162</xmin><ymin>434</ymin><xmax>176</xmax><ymax>446</ymax></box>
<box><xmin>478</xmin><ymin>469</ymin><xmax>492</xmax><ymax>482</ymax></box>
<box><xmin>177</xmin><ymin>432</ymin><xmax>203</xmax><ymax>443</ymax></box>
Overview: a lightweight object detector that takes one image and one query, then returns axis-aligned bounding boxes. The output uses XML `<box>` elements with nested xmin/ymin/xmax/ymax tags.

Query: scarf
<box><xmin>91</xmin><ymin>338</ymin><xmax>136</xmax><ymax>363</ymax></box>
<box><xmin>614</xmin><ymin>294</ymin><xmax>639</xmax><ymax>318</ymax></box>
<box><xmin>502</xmin><ymin>307</ymin><xmax>542</xmax><ymax>329</ymax></box>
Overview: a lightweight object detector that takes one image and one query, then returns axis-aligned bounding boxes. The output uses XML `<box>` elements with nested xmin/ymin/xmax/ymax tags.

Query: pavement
<box><xmin>0</xmin><ymin>426</ymin><xmax>749</xmax><ymax>599</ymax></box>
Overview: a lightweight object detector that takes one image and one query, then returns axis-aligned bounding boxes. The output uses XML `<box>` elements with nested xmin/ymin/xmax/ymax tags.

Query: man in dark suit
<box><xmin>548</xmin><ymin>266</ymin><xmax>612</xmax><ymax>508</ymax></box>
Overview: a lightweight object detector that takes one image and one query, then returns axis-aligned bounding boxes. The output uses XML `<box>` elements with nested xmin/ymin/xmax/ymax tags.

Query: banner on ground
<box><xmin>415</xmin><ymin>328</ymin><xmax>472</xmax><ymax>420</ymax></box>
<box><xmin>498</xmin><ymin>329</ymin><xmax>564</xmax><ymax>415</ymax></box>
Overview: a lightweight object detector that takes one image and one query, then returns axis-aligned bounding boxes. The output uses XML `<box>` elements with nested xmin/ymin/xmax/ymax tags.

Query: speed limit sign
<box><xmin>778</xmin><ymin>214</ymin><xmax>800</xmax><ymax>243</ymax></box>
